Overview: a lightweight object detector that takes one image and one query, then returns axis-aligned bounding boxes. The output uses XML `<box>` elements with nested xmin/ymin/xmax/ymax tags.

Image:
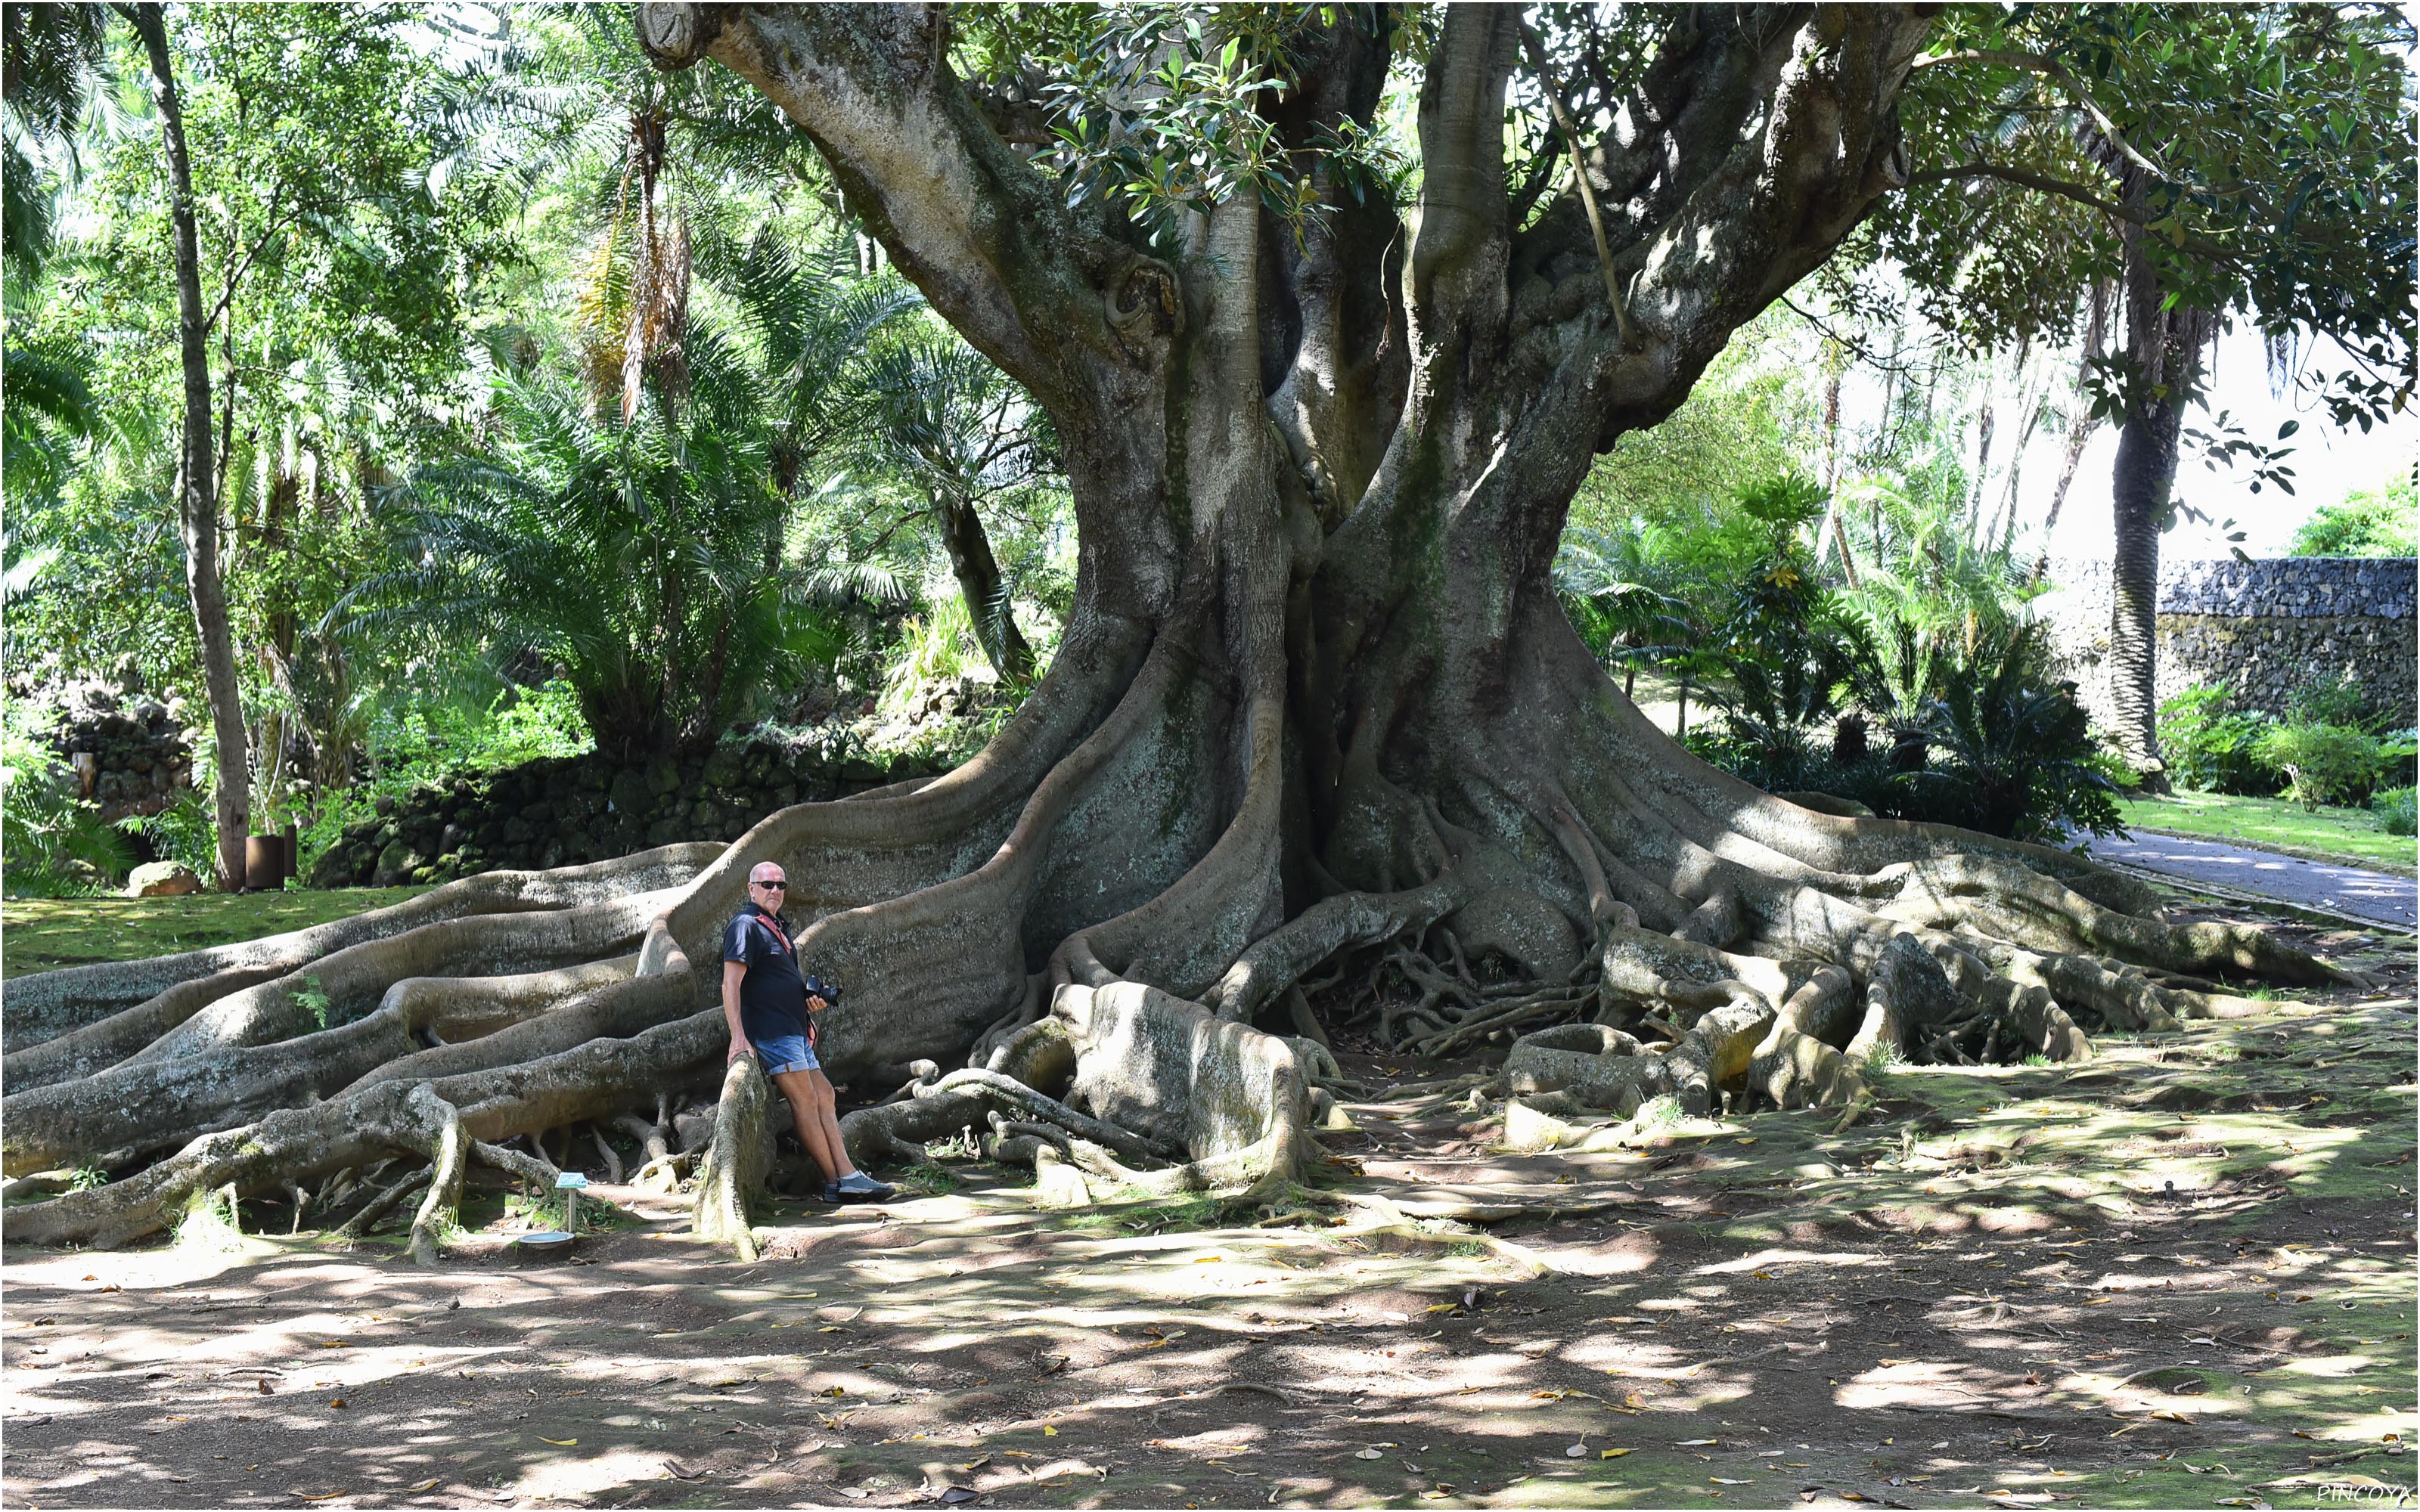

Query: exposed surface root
<box><xmin>1</xmin><ymin>846</ymin><xmax>719</xmax><ymax>1061</ymax></box>
<box><xmin>841</xmin><ymin>1064</ymin><xmax>1174</xmax><ymax>1170</ymax></box>
<box><xmin>2</xmin><ymin>1005</ymin><xmax>718</xmax><ymax>1248</ymax></box>
<box><xmin>0</xmin><ymin>602</ymin><xmax>2356</xmax><ymax>1252</ymax></box>
<box><xmin>1504</xmin><ymin>990</ymin><xmax>1776</xmax><ymax>1118</ymax></box>
<box><xmin>692</xmin><ymin>1058</ymin><xmax>772</xmax><ymax>1260</ymax></box>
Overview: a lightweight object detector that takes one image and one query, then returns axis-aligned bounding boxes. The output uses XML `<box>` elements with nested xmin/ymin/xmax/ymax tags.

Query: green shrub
<box><xmin>2373</xmin><ymin>785</ymin><xmax>2417</xmax><ymax>838</ymax></box>
<box><xmin>2383</xmin><ymin>728</ymin><xmax>2420</xmax><ymax>791</ymax></box>
<box><xmin>2289</xmin><ymin>472</ymin><xmax>2416</xmax><ymax>557</ymax></box>
<box><xmin>2159</xmin><ymin>683</ymin><xmax>2279</xmax><ymax>795</ymax></box>
<box><xmin>121</xmin><ymin>791</ymin><xmax>219</xmax><ymax>878</ymax></box>
<box><xmin>2254</xmin><ymin>720</ymin><xmax>2386</xmax><ymax>810</ymax></box>
<box><xmin>1692</xmin><ymin>618</ymin><xmax>2121</xmax><ymax>844</ymax></box>
<box><xmin>878</xmin><ymin>593</ymin><xmax>981</xmax><ymax>717</ymax></box>
<box><xmin>2287</xmin><ymin>672</ymin><xmax>2375</xmax><ymax>731</ymax></box>
<box><xmin>287</xmin><ymin>679</ymin><xmax>594</xmax><ymax>881</ymax></box>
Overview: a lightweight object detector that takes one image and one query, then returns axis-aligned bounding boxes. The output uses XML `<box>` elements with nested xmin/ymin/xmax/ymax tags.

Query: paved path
<box><xmin>2087</xmin><ymin>827</ymin><xmax>2418</xmax><ymax>931</ymax></box>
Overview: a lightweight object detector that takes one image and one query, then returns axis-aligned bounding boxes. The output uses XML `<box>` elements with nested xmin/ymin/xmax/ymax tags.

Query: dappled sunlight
<box><xmin>8</xmin><ymin>999</ymin><xmax>2415</xmax><ymax>1507</ymax></box>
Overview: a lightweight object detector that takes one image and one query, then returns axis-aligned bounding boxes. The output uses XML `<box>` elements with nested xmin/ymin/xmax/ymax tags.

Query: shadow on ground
<box><xmin>5</xmin><ymin>916</ymin><xmax>2415</xmax><ymax>1510</ymax></box>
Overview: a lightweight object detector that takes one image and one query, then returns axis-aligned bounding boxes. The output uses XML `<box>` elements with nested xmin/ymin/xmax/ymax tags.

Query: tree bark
<box><xmin>127</xmin><ymin>2</ymin><xmax>249</xmax><ymax>888</ymax></box>
<box><xmin>2107</xmin><ymin>178</ymin><xmax>2216</xmax><ymax>791</ymax></box>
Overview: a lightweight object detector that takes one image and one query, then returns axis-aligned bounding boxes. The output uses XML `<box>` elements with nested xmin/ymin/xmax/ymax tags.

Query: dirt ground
<box><xmin>5</xmin><ymin>901</ymin><xmax>2415</xmax><ymax>1510</ymax></box>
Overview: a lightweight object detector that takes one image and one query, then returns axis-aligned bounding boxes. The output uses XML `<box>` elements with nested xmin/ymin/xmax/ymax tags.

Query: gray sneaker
<box><xmin>827</xmin><ymin>1172</ymin><xmax>896</xmax><ymax>1204</ymax></box>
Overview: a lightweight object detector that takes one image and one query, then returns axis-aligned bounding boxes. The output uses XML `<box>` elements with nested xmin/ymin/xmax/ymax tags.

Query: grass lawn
<box><xmin>2118</xmin><ymin>789</ymin><xmax>2418</xmax><ymax>872</ymax></box>
<box><xmin>1</xmin><ymin>886</ymin><xmax>431</xmax><ymax>978</ymax></box>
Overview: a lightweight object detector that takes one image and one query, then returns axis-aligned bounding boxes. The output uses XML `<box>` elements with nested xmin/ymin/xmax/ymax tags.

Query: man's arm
<box><xmin>721</xmin><ymin>959</ymin><xmax>752</xmax><ymax>1062</ymax></box>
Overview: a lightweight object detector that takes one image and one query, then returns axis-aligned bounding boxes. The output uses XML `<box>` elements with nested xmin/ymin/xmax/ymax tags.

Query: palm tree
<box><xmin>709</xmin><ymin>225</ymin><xmax>923</xmax><ymax>502</ymax></box>
<box><xmin>2</xmin><ymin>2</ymin><xmax>108</xmax><ymax>279</ymax></box>
<box><xmin>1553</xmin><ymin>527</ymin><xmax>1690</xmax><ymax>702</ymax></box>
<box><xmin>2103</xmin><ymin>166</ymin><xmax>2217</xmax><ymax>794</ymax></box>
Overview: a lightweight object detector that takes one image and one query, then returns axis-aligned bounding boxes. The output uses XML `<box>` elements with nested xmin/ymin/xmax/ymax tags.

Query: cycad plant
<box><xmin>357</xmin><ymin>357</ymin><xmax>835</xmax><ymax>762</ymax></box>
<box><xmin>1911</xmin><ymin>618</ymin><xmax>2121</xmax><ymax>842</ymax></box>
<box><xmin>1837</xmin><ymin>564</ymin><xmax>2023</xmax><ymax>765</ymax></box>
<box><xmin>1707</xmin><ymin>476</ymin><xmax>1857</xmax><ymax>761</ymax></box>
<box><xmin>712</xmin><ymin>227</ymin><xmax>923</xmax><ymax>500</ymax></box>
<box><xmin>1553</xmin><ymin>528</ymin><xmax>1695</xmax><ymax>700</ymax></box>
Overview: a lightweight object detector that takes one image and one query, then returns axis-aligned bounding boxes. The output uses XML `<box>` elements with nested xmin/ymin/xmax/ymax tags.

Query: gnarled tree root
<box><xmin>2</xmin><ymin>1004</ymin><xmax>716</xmax><ymax>1250</ymax></box>
<box><xmin>693</xmin><ymin>1058</ymin><xmax>774</xmax><ymax>1260</ymax></box>
<box><xmin>1506</xmin><ymin>990</ymin><xmax>1778</xmax><ymax>1118</ymax></box>
<box><xmin>839</xmin><ymin>980</ymin><xmax>1311</xmax><ymax>1205</ymax></box>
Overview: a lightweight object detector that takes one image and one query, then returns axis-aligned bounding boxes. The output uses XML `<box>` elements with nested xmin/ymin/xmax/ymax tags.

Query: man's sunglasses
<box><xmin>752</xmin><ymin>878</ymin><xmax>789</xmax><ymax>891</ymax></box>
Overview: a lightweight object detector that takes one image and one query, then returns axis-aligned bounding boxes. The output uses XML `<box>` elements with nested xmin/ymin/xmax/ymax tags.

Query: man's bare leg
<box><xmin>770</xmin><ymin>1067</ymin><xmax>857</xmax><ymax>1184</ymax></box>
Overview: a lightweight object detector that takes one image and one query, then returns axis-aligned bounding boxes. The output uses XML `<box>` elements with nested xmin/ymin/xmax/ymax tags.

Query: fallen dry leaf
<box><xmin>404</xmin><ymin>1479</ymin><xmax>441</xmax><ymax>1492</ymax></box>
<box><xmin>538</xmin><ymin>1436</ymin><xmax>577</xmax><ymax>1446</ymax></box>
<box><xmin>1602</xmin><ymin>1448</ymin><xmax>1634</xmax><ymax>1460</ymax></box>
<box><xmin>1042</xmin><ymin>1425</ymin><xmax>1059</xmax><ymax>1437</ymax></box>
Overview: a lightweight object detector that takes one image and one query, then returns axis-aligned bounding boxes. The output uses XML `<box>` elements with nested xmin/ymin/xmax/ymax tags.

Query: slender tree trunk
<box><xmin>1966</xmin><ymin>378</ymin><xmax>1996</xmax><ymax>547</ymax></box>
<box><xmin>939</xmin><ymin>497</ymin><xmax>1035</xmax><ymax>683</ymax></box>
<box><xmin>1813</xmin><ymin>359</ymin><xmax>1859</xmax><ymax>586</ymax></box>
<box><xmin>128</xmin><ymin>2</ymin><xmax>248</xmax><ymax>888</ymax></box>
<box><xmin>1987</xmin><ymin>380</ymin><xmax>2049</xmax><ymax>556</ymax></box>
<box><xmin>2108</xmin><ymin>187</ymin><xmax>2216</xmax><ymax>792</ymax></box>
<box><xmin>2030</xmin><ymin>278</ymin><xmax>2114</xmax><ymax>587</ymax></box>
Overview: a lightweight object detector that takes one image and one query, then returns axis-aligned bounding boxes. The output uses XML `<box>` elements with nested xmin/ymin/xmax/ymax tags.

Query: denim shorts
<box><xmin>755</xmin><ymin>1033</ymin><xmax>819</xmax><ymax>1077</ymax></box>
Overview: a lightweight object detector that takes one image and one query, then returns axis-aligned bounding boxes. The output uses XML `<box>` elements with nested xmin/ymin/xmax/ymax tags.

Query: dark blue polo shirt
<box><xmin>721</xmin><ymin>903</ymin><xmax>808</xmax><ymax>1043</ymax></box>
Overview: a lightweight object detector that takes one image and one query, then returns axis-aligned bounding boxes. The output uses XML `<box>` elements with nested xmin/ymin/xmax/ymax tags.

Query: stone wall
<box><xmin>2037</xmin><ymin>556</ymin><xmax>2417</xmax><ymax>727</ymax></box>
<box><xmin>309</xmin><ymin>731</ymin><xmax>948</xmax><ymax>888</ymax></box>
<box><xmin>43</xmin><ymin>677</ymin><xmax>196</xmax><ymax>822</ymax></box>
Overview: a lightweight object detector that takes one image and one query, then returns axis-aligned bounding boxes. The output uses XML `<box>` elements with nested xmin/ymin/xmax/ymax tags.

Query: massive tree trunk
<box><xmin>3</xmin><ymin>5</ymin><xmax>2347</xmax><ymax>1253</ymax></box>
<box><xmin>2107</xmin><ymin>180</ymin><xmax>2217</xmax><ymax>791</ymax></box>
<box><xmin>126</xmin><ymin>2</ymin><xmax>250</xmax><ymax>889</ymax></box>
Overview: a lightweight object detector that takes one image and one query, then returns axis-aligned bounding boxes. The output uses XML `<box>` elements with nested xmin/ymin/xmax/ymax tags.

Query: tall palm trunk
<box><xmin>126</xmin><ymin>2</ymin><xmax>249</xmax><ymax>887</ymax></box>
<box><xmin>2107</xmin><ymin>175</ymin><xmax>2216</xmax><ymax>792</ymax></box>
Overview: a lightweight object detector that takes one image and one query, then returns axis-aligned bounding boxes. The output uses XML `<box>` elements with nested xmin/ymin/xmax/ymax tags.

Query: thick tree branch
<box><xmin>638</xmin><ymin>2</ymin><xmax>1187</xmax><ymax>618</ymax></box>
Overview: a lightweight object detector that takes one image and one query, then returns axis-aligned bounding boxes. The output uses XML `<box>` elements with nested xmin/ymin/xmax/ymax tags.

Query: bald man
<box><xmin>721</xmin><ymin>862</ymin><xmax>895</xmax><ymax>1204</ymax></box>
